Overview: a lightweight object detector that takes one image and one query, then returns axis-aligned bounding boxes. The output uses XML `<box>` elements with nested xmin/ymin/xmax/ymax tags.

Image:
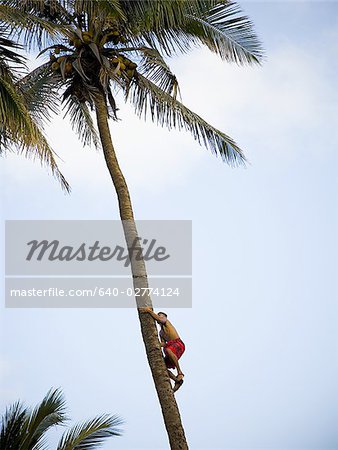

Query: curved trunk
<box><xmin>94</xmin><ymin>92</ymin><xmax>188</xmax><ymax>450</ymax></box>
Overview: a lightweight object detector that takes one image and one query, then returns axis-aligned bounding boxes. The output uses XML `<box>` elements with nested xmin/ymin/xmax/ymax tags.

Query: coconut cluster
<box><xmin>111</xmin><ymin>55</ymin><xmax>137</xmax><ymax>78</ymax></box>
<box><xmin>50</xmin><ymin>54</ymin><xmax>73</xmax><ymax>77</ymax></box>
<box><xmin>69</xmin><ymin>31</ymin><xmax>93</xmax><ymax>48</ymax></box>
<box><xmin>102</xmin><ymin>29</ymin><xmax>127</xmax><ymax>46</ymax></box>
<box><xmin>67</xmin><ymin>29</ymin><xmax>126</xmax><ymax>49</ymax></box>
<box><xmin>49</xmin><ymin>30</ymin><xmax>137</xmax><ymax>80</ymax></box>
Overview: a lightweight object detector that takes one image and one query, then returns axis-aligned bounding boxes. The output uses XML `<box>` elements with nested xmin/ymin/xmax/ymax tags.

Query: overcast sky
<box><xmin>1</xmin><ymin>2</ymin><xmax>338</xmax><ymax>449</ymax></box>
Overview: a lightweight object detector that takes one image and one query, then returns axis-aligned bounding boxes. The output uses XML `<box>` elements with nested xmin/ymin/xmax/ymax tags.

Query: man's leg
<box><xmin>168</xmin><ymin>370</ymin><xmax>178</xmax><ymax>382</ymax></box>
<box><xmin>165</xmin><ymin>348</ymin><xmax>184</xmax><ymax>380</ymax></box>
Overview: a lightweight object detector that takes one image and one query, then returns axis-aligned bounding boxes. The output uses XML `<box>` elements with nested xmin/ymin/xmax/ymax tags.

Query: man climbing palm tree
<box><xmin>141</xmin><ymin>307</ymin><xmax>185</xmax><ymax>392</ymax></box>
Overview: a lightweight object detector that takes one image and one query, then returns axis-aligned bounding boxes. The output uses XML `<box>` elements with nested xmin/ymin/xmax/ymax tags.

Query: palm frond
<box><xmin>71</xmin><ymin>0</ymin><xmax>126</xmax><ymax>25</ymax></box>
<box><xmin>127</xmin><ymin>24</ymin><xmax>192</xmax><ymax>58</ymax></box>
<box><xmin>21</xmin><ymin>388</ymin><xmax>67</xmax><ymax>450</ymax></box>
<box><xmin>0</xmin><ymin>71</ymin><xmax>42</xmax><ymax>144</ymax></box>
<box><xmin>10</xmin><ymin>14</ymin><xmax>104</xmax><ymax>150</ymax></box>
<box><xmin>128</xmin><ymin>74</ymin><xmax>246</xmax><ymax>166</ymax></box>
<box><xmin>56</xmin><ymin>414</ymin><xmax>123</xmax><ymax>450</ymax></box>
<box><xmin>63</xmin><ymin>91</ymin><xmax>100</xmax><ymax>148</ymax></box>
<box><xmin>18</xmin><ymin>62</ymin><xmax>61</xmax><ymax>124</ymax></box>
<box><xmin>0</xmin><ymin>401</ymin><xmax>27</xmax><ymax>450</ymax></box>
<box><xmin>0</xmin><ymin>73</ymin><xmax>70</xmax><ymax>192</ymax></box>
<box><xmin>183</xmin><ymin>2</ymin><xmax>263</xmax><ymax>64</ymax></box>
<box><xmin>119</xmin><ymin>0</ymin><xmax>210</xmax><ymax>56</ymax></box>
<box><xmin>138</xmin><ymin>47</ymin><xmax>180</xmax><ymax>99</ymax></box>
<box><xmin>123</xmin><ymin>1</ymin><xmax>263</xmax><ymax>64</ymax></box>
<box><xmin>121</xmin><ymin>0</ymin><xmax>218</xmax><ymax>33</ymax></box>
<box><xmin>0</xmin><ymin>390</ymin><xmax>122</xmax><ymax>450</ymax></box>
<box><xmin>0</xmin><ymin>1</ymin><xmax>72</xmax><ymax>49</ymax></box>
<box><xmin>0</xmin><ymin>28</ymin><xmax>26</xmax><ymax>71</ymax></box>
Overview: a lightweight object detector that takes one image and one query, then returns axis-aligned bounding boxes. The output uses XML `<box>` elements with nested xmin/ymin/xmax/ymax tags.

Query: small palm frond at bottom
<box><xmin>21</xmin><ymin>388</ymin><xmax>67</xmax><ymax>450</ymax></box>
<box><xmin>57</xmin><ymin>414</ymin><xmax>123</xmax><ymax>450</ymax></box>
<box><xmin>0</xmin><ymin>401</ymin><xmax>28</xmax><ymax>450</ymax></box>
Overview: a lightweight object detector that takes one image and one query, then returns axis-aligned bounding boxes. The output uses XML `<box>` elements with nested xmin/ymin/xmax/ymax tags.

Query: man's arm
<box><xmin>139</xmin><ymin>306</ymin><xmax>166</xmax><ymax>325</ymax></box>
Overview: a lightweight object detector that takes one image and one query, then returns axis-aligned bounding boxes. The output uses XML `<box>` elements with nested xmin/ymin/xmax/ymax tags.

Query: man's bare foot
<box><xmin>173</xmin><ymin>379</ymin><xmax>184</xmax><ymax>392</ymax></box>
<box><xmin>176</xmin><ymin>373</ymin><xmax>184</xmax><ymax>382</ymax></box>
<box><xmin>173</xmin><ymin>373</ymin><xmax>184</xmax><ymax>392</ymax></box>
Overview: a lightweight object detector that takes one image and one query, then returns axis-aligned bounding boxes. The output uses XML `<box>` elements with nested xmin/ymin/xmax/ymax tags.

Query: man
<box><xmin>140</xmin><ymin>307</ymin><xmax>185</xmax><ymax>392</ymax></box>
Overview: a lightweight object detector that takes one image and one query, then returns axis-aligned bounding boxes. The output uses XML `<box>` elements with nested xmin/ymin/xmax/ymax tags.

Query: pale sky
<box><xmin>1</xmin><ymin>2</ymin><xmax>337</xmax><ymax>449</ymax></box>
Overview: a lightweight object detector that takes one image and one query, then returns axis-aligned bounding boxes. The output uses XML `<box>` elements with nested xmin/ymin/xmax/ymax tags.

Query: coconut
<box><xmin>74</xmin><ymin>38</ymin><xmax>82</xmax><ymax>49</ymax></box>
<box><xmin>54</xmin><ymin>47</ymin><xmax>61</xmax><ymax>54</ymax></box>
<box><xmin>129</xmin><ymin>62</ymin><xmax>137</xmax><ymax>70</ymax></box>
<box><xmin>119</xmin><ymin>63</ymin><xmax>126</xmax><ymax>71</ymax></box>
<box><xmin>126</xmin><ymin>69</ymin><xmax>134</xmax><ymax>78</ymax></box>
<box><xmin>51</xmin><ymin>62</ymin><xmax>60</xmax><ymax>71</ymax></box>
<box><xmin>57</xmin><ymin>56</ymin><xmax>66</xmax><ymax>64</ymax></box>
<box><xmin>82</xmin><ymin>32</ymin><xmax>93</xmax><ymax>44</ymax></box>
<box><xmin>65</xmin><ymin>62</ymin><xmax>73</xmax><ymax>73</ymax></box>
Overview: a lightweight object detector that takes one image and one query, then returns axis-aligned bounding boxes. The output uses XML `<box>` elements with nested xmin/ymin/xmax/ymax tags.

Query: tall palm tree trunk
<box><xmin>94</xmin><ymin>91</ymin><xmax>188</xmax><ymax>450</ymax></box>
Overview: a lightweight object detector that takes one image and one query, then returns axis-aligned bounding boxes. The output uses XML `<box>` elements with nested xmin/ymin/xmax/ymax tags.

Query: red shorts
<box><xmin>163</xmin><ymin>338</ymin><xmax>185</xmax><ymax>369</ymax></box>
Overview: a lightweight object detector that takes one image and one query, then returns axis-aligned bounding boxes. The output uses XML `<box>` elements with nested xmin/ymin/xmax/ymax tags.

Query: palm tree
<box><xmin>0</xmin><ymin>7</ymin><xmax>69</xmax><ymax>191</ymax></box>
<box><xmin>0</xmin><ymin>388</ymin><xmax>122</xmax><ymax>450</ymax></box>
<box><xmin>6</xmin><ymin>1</ymin><xmax>263</xmax><ymax>448</ymax></box>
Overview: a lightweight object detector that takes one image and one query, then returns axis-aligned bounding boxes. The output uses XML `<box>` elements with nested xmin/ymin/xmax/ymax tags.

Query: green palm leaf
<box><xmin>0</xmin><ymin>1</ymin><xmax>70</xmax><ymax>49</ymax></box>
<box><xmin>0</xmin><ymin>32</ymin><xmax>25</xmax><ymax>70</ymax></box>
<box><xmin>57</xmin><ymin>414</ymin><xmax>123</xmax><ymax>450</ymax></box>
<box><xmin>0</xmin><ymin>28</ymin><xmax>70</xmax><ymax>191</ymax></box>
<box><xmin>71</xmin><ymin>0</ymin><xmax>126</xmax><ymax>24</ymax></box>
<box><xmin>0</xmin><ymin>389</ymin><xmax>122</xmax><ymax>450</ymax></box>
<box><xmin>121</xmin><ymin>0</ymin><xmax>219</xmax><ymax>33</ymax></box>
<box><xmin>122</xmin><ymin>0</ymin><xmax>263</xmax><ymax>64</ymax></box>
<box><xmin>18</xmin><ymin>62</ymin><xmax>61</xmax><ymax>124</ymax></box>
<box><xmin>128</xmin><ymin>73</ymin><xmax>246</xmax><ymax>166</ymax></box>
<box><xmin>0</xmin><ymin>72</ymin><xmax>70</xmax><ymax>192</ymax></box>
<box><xmin>183</xmin><ymin>2</ymin><xmax>263</xmax><ymax>64</ymax></box>
<box><xmin>63</xmin><ymin>92</ymin><xmax>100</xmax><ymax>148</ymax></box>
<box><xmin>0</xmin><ymin>402</ymin><xmax>27</xmax><ymax>450</ymax></box>
<box><xmin>138</xmin><ymin>47</ymin><xmax>180</xmax><ymax>98</ymax></box>
<box><xmin>21</xmin><ymin>388</ymin><xmax>67</xmax><ymax>450</ymax></box>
